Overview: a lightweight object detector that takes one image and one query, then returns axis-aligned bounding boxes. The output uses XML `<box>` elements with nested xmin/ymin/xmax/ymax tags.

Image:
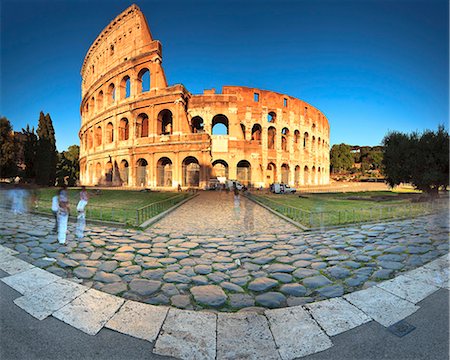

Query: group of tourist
<box><xmin>52</xmin><ymin>186</ymin><xmax>89</xmax><ymax>244</ymax></box>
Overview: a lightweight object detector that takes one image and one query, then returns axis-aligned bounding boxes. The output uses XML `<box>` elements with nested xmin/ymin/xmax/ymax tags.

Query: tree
<box><xmin>382</xmin><ymin>126</ymin><xmax>449</xmax><ymax>195</ymax></box>
<box><xmin>56</xmin><ymin>145</ymin><xmax>80</xmax><ymax>186</ymax></box>
<box><xmin>22</xmin><ymin>125</ymin><xmax>38</xmax><ymax>179</ymax></box>
<box><xmin>0</xmin><ymin>117</ymin><xmax>17</xmax><ymax>178</ymax></box>
<box><xmin>35</xmin><ymin>112</ymin><xmax>57</xmax><ymax>185</ymax></box>
<box><xmin>330</xmin><ymin>144</ymin><xmax>353</xmax><ymax>173</ymax></box>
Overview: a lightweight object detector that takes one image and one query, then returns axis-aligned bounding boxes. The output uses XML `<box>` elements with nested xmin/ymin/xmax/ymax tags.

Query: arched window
<box><xmin>136</xmin><ymin>158</ymin><xmax>148</xmax><ymax>187</ymax></box>
<box><xmin>212</xmin><ymin>160</ymin><xmax>229</xmax><ymax>179</ymax></box>
<box><xmin>120</xmin><ymin>75</ymin><xmax>131</xmax><ymax>99</ymax></box>
<box><xmin>294</xmin><ymin>130</ymin><xmax>300</xmax><ymax>144</ymax></box>
<box><xmin>267</xmin><ymin>111</ymin><xmax>276</xmax><ymax>123</ymax></box>
<box><xmin>138</xmin><ymin>68</ymin><xmax>150</xmax><ymax>93</ymax></box>
<box><xmin>267</xmin><ymin>163</ymin><xmax>277</xmax><ymax>184</ymax></box>
<box><xmin>97</xmin><ymin>91</ymin><xmax>104</xmax><ymax>110</ymax></box>
<box><xmin>157</xmin><ymin>110</ymin><xmax>173</xmax><ymax>135</ymax></box>
<box><xmin>191</xmin><ymin>116</ymin><xmax>204</xmax><ymax>133</ymax></box>
<box><xmin>157</xmin><ymin>157</ymin><xmax>172</xmax><ymax>187</ymax></box>
<box><xmin>237</xmin><ymin>160</ymin><xmax>251</xmax><ymax>185</ymax></box>
<box><xmin>251</xmin><ymin>124</ymin><xmax>262</xmax><ymax>141</ymax></box>
<box><xmin>268</xmin><ymin>126</ymin><xmax>276</xmax><ymax>149</ymax></box>
<box><xmin>281</xmin><ymin>128</ymin><xmax>289</xmax><ymax>151</ymax></box>
<box><xmin>119</xmin><ymin>118</ymin><xmax>129</xmax><ymax>140</ymax></box>
<box><xmin>95</xmin><ymin>162</ymin><xmax>102</xmax><ymax>184</ymax></box>
<box><xmin>182</xmin><ymin>156</ymin><xmax>200</xmax><ymax>187</ymax></box>
<box><xmin>90</xmin><ymin>97</ymin><xmax>95</xmax><ymax>113</ymax></box>
<box><xmin>88</xmin><ymin>130</ymin><xmax>93</xmax><ymax>149</ymax></box>
<box><xmin>281</xmin><ymin>164</ymin><xmax>289</xmax><ymax>184</ymax></box>
<box><xmin>137</xmin><ymin>113</ymin><xmax>149</xmax><ymax>137</ymax></box>
<box><xmin>108</xmin><ymin>83</ymin><xmax>115</xmax><ymax>104</ymax></box>
<box><xmin>95</xmin><ymin>126</ymin><xmax>102</xmax><ymax>147</ymax></box>
<box><xmin>303</xmin><ymin>132</ymin><xmax>309</xmax><ymax>148</ymax></box>
<box><xmin>106</xmin><ymin>122</ymin><xmax>114</xmax><ymax>143</ymax></box>
<box><xmin>119</xmin><ymin>160</ymin><xmax>129</xmax><ymax>185</ymax></box>
<box><xmin>212</xmin><ymin>114</ymin><xmax>229</xmax><ymax>135</ymax></box>
<box><xmin>304</xmin><ymin>166</ymin><xmax>310</xmax><ymax>185</ymax></box>
<box><xmin>294</xmin><ymin>165</ymin><xmax>300</xmax><ymax>186</ymax></box>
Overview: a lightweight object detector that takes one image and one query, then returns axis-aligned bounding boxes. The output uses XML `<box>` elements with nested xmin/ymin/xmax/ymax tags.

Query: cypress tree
<box><xmin>36</xmin><ymin>111</ymin><xmax>57</xmax><ymax>185</ymax></box>
<box><xmin>22</xmin><ymin>124</ymin><xmax>38</xmax><ymax>179</ymax></box>
<box><xmin>0</xmin><ymin>117</ymin><xmax>17</xmax><ymax>178</ymax></box>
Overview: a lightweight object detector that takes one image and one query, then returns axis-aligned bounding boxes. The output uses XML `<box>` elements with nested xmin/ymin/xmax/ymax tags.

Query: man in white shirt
<box><xmin>51</xmin><ymin>194</ymin><xmax>59</xmax><ymax>233</ymax></box>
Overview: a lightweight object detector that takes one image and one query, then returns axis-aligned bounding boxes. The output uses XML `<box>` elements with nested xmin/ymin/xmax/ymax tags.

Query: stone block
<box><xmin>0</xmin><ymin>255</ymin><xmax>35</xmax><ymax>275</ymax></box>
<box><xmin>217</xmin><ymin>312</ymin><xmax>280</xmax><ymax>360</ymax></box>
<box><xmin>306</xmin><ymin>297</ymin><xmax>371</xmax><ymax>336</ymax></box>
<box><xmin>344</xmin><ymin>286</ymin><xmax>419</xmax><ymax>327</ymax></box>
<box><xmin>13</xmin><ymin>278</ymin><xmax>88</xmax><ymax>320</ymax></box>
<box><xmin>106</xmin><ymin>300</ymin><xmax>168</xmax><ymax>342</ymax></box>
<box><xmin>376</xmin><ymin>274</ymin><xmax>440</xmax><ymax>304</ymax></box>
<box><xmin>153</xmin><ymin>308</ymin><xmax>216</xmax><ymax>360</ymax></box>
<box><xmin>1</xmin><ymin>267</ymin><xmax>59</xmax><ymax>294</ymax></box>
<box><xmin>53</xmin><ymin>289</ymin><xmax>124</xmax><ymax>335</ymax></box>
<box><xmin>265</xmin><ymin>306</ymin><xmax>332</xmax><ymax>360</ymax></box>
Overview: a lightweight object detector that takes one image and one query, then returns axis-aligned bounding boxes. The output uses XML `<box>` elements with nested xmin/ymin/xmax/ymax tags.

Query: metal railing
<box><xmin>135</xmin><ymin>193</ymin><xmax>190</xmax><ymax>225</ymax></box>
<box><xmin>248</xmin><ymin>193</ymin><xmax>447</xmax><ymax>229</ymax></box>
<box><xmin>0</xmin><ymin>190</ymin><xmax>190</xmax><ymax>226</ymax></box>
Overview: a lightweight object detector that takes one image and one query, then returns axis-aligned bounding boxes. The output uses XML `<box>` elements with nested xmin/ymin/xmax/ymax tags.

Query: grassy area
<box><xmin>249</xmin><ymin>191</ymin><xmax>447</xmax><ymax>228</ymax></box>
<box><xmin>30</xmin><ymin>188</ymin><xmax>189</xmax><ymax>226</ymax></box>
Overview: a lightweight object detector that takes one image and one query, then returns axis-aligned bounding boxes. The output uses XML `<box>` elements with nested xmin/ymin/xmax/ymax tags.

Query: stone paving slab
<box><xmin>153</xmin><ymin>308</ymin><xmax>216</xmax><ymax>360</ymax></box>
<box><xmin>216</xmin><ymin>312</ymin><xmax>280</xmax><ymax>360</ymax></box>
<box><xmin>403</xmin><ymin>266</ymin><xmax>449</xmax><ymax>289</ymax></box>
<box><xmin>423</xmin><ymin>254</ymin><xmax>449</xmax><ymax>272</ymax></box>
<box><xmin>0</xmin><ymin>245</ymin><xmax>18</xmax><ymax>256</ymax></box>
<box><xmin>0</xmin><ymin>255</ymin><xmax>35</xmax><ymax>275</ymax></box>
<box><xmin>344</xmin><ymin>286</ymin><xmax>420</xmax><ymax>327</ymax></box>
<box><xmin>305</xmin><ymin>297</ymin><xmax>372</xmax><ymax>336</ymax></box>
<box><xmin>265</xmin><ymin>306</ymin><xmax>333</xmax><ymax>360</ymax></box>
<box><xmin>106</xmin><ymin>300</ymin><xmax>169</xmax><ymax>342</ymax></box>
<box><xmin>1</xmin><ymin>267</ymin><xmax>60</xmax><ymax>294</ymax></box>
<box><xmin>376</xmin><ymin>275</ymin><xmax>440</xmax><ymax>304</ymax></box>
<box><xmin>13</xmin><ymin>278</ymin><xmax>88</xmax><ymax>320</ymax></box>
<box><xmin>52</xmin><ymin>288</ymin><xmax>124</xmax><ymax>335</ymax></box>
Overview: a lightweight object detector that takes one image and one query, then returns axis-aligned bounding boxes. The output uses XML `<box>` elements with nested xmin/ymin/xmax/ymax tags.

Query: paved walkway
<box><xmin>0</xmin><ymin>190</ymin><xmax>449</xmax><ymax>359</ymax></box>
<box><xmin>151</xmin><ymin>191</ymin><xmax>298</xmax><ymax>235</ymax></box>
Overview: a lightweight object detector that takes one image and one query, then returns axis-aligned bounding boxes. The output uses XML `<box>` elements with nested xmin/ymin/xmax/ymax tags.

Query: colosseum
<box><xmin>79</xmin><ymin>4</ymin><xmax>330</xmax><ymax>189</ymax></box>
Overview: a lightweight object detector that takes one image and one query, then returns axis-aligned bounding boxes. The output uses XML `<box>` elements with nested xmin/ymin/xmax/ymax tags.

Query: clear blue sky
<box><xmin>1</xmin><ymin>0</ymin><xmax>448</xmax><ymax>151</ymax></box>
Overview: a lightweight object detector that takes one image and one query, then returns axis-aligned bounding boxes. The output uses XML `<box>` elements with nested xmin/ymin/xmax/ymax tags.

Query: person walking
<box><xmin>51</xmin><ymin>191</ymin><xmax>59</xmax><ymax>233</ymax></box>
<box><xmin>76</xmin><ymin>186</ymin><xmax>88</xmax><ymax>239</ymax></box>
<box><xmin>57</xmin><ymin>188</ymin><xmax>70</xmax><ymax>245</ymax></box>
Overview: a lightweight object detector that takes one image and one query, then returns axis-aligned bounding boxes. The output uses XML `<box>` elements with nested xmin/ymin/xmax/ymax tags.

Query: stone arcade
<box><xmin>79</xmin><ymin>4</ymin><xmax>330</xmax><ymax>189</ymax></box>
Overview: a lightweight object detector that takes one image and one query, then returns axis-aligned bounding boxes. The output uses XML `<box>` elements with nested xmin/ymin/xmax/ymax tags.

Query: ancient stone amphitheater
<box><xmin>79</xmin><ymin>4</ymin><xmax>330</xmax><ymax>189</ymax></box>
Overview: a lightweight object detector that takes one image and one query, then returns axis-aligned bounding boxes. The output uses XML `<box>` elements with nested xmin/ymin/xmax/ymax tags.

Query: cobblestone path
<box><xmin>0</xmin><ymin>207</ymin><xmax>448</xmax><ymax>311</ymax></box>
<box><xmin>151</xmin><ymin>191</ymin><xmax>298</xmax><ymax>235</ymax></box>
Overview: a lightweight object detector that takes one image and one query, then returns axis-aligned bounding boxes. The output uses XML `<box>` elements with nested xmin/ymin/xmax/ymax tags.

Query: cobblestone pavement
<box><xmin>151</xmin><ymin>191</ymin><xmax>299</xmax><ymax>235</ymax></box>
<box><xmin>0</xmin><ymin>200</ymin><xmax>448</xmax><ymax>312</ymax></box>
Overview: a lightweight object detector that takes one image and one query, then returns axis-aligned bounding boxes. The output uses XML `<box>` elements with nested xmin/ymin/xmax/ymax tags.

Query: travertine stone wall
<box><xmin>79</xmin><ymin>4</ymin><xmax>330</xmax><ymax>188</ymax></box>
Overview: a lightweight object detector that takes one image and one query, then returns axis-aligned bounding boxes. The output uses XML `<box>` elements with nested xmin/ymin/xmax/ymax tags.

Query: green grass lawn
<box><xmin>250</xmin><ymin>191</ymin><xmax>446</xmax><ymax>228</ymax></box>
<box><xmin>33</xmin><ymin>188</ymin><xmax>189</xmax><ymax>226</ymax></box>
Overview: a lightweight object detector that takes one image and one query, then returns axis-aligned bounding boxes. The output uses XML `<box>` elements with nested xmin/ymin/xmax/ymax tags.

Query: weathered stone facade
<box><xmin>79</xmin><ymin>5</ymin><xmax>330</xmax><ymax>188</ymax></box>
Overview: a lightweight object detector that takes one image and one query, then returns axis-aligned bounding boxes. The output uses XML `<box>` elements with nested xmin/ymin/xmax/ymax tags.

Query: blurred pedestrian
<box><xmin>76</xmin><ymin>186</ymin><xmax>89</xmax><ymax>239</ymax></box>
<box><xmin>51</xmin><ymin>191</ymin><xmax>59</xmax><ymax>233</ymax></box>
<box><xmin>57</xmin><ymin>188</ymin><xmax>70</xmax><ymax>244</ymax></box>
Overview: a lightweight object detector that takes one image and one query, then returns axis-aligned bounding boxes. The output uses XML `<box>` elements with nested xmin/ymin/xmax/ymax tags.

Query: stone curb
<box><xmin>139</xmin><ymin>193</ymin><xmax>198</xmax><ymax>229</ymax></box>
<box><xmin>0</xmin><ymin>245</ymin><xmax>448</xmax><ymax>360</ymax></box>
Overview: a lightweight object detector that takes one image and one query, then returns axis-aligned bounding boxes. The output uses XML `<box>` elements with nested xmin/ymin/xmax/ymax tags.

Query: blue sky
<box><xmin>1</xmin><ymin>0</ymin><xmax>448</xmax><ymax>151</ymax></box>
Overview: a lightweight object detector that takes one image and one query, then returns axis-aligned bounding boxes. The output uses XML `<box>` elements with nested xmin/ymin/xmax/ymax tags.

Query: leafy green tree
<box><xmin>56</xmin><ymin>145</ymin><xmax>80</xmax><ymax>186</ymax></box>
<box><xmin>382</xmin><ymin>126</ymin><xmax>449</xmax><ymax>194</ymax></box>
<box><xmin>36</xmin><ymin>112</ymin><xmax>57</xmax><ymax>185</ymax></box>
<box><xmin>330</xmin><ymin>144</ymin><xmax>353</xmax><ymax>173</ymax></box>
<box><xmin>22</xmin><ymin>125</ymin><xmax>38</xmax><ymax>179</ymax></box>
<box><xmin>0</xmin><ymin>117</ymin><xmax>17</xmax><ymax>178</ymax></box>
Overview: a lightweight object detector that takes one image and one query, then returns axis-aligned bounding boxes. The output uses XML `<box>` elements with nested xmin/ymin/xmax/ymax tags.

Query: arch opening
<box><xmin>157</xmin><ymin>157</ymin><xmax>173</xmax><ymax>187</ymax></box>
<box><xmin>182</xmin><ymin>156</ymin><xmax>200</xmax><ymax>187</ymax></box>
<box><xmin>212</xmin><ymin>114</ymin><xmax>229</xmax><ymax>135</ymax></box>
